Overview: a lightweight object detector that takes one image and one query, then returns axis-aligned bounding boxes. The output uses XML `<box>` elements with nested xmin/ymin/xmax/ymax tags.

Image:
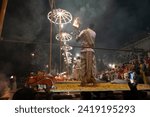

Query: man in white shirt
<box><xmin>76</xmin><ymin>24</ymin><xmax>97</xmax><ymax>86</ymax></box>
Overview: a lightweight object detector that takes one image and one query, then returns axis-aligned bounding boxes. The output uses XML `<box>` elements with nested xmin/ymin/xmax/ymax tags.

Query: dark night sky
<box><xmin>2</xmin><ymin>0</ymin><xmax>150</xmax><ymax>47</ymax></box>
<box><xmin>0</xmin><ymin>0</ymin><xmax>150</xmax><ymax>76</ymax></box>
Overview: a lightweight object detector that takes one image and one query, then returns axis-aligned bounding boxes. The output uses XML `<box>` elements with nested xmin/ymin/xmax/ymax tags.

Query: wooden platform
<box><xmin>50</xmin><ymin>82</ymin><xmax>150</xmax><ymax>92</ymax></box>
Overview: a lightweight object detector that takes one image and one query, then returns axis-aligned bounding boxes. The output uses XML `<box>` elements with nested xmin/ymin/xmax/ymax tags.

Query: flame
<box><xmin>73</xmin><ymin>17</ymin><xmax>80</xmax><ymax>28</ymax></box>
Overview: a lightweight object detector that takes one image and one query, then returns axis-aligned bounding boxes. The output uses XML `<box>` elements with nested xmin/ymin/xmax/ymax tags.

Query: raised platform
<box><xmin>50</xmin><ymin>82</ymin><xmax>150</xmax><ymax>92</ymax></box>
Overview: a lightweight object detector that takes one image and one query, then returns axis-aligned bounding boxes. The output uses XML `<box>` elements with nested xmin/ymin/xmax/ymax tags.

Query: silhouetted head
<box><xmin>12</xmin><ymin>87</ymin><xmax>36</xmax><ymax>100</ymax></box>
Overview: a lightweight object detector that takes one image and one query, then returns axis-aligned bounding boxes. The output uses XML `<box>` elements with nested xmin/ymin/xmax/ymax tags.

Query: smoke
<box><xmin>55</xmin><ymin>0</ymin><xmax>129</xmax><ymax>48</ymax></box>
<box><xmin>1</xmin><ymin>0</ymin><xmax>150</xmax><ymax>74</ymax></box>
<box><xmin>56</xmin><ymin>0</ymin><xmax>112</xmax><ymax>29</ymax></box>
<box><xmin>3</xmin><ymin>0</ymin><xmax>150</xmax><ymax>46</ymax></box>
<box><xmin>31</xmin><ymin>44</ymin><xmax>49</xmax><ymax>71</ymax></box>
<box><xmin>3</xmin><ymin>0</ymin><xmax>49</xmax><ymax>42</ymax></box>
<box><xmin>96</xmin><ymin>0</ymin><xmax>150</xmax><ymax>48</ymax></box>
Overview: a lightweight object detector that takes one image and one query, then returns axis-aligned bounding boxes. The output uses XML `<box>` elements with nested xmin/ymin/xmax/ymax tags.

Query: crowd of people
<box><xmin>97</xmin><ymin>54</ymin><xmax>150</xmax><ymax>84</ymax></box>
<box><xmin>0</xmin><ymin>54</ymin><xmax>150</xmax><ymax>100</ymax></box>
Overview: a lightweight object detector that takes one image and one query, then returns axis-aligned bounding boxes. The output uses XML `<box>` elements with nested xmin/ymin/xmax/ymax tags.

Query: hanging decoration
<box><xmin>47</xmin><ymin>8</ymin><xmax>72</xmax><ymax>25</ymax></box>
<box><xmin>56</xmin><ymin>32</ymin><xmax>72</xmax><ymax>42</ymax></box>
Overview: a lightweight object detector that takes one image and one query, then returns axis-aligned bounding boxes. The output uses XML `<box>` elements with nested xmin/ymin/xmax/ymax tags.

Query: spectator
<box><xmin>12</xmin><ymin>87</ymin><xmax>37</xmax><ymax>100</ymax></box>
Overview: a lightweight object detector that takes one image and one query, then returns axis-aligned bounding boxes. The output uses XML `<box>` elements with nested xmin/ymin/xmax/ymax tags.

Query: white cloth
<box><xmin>78</xmin><ymin>28</ymin><xmax>96</xmax><ymax>52</ymax></box>
<box><xmin>79</xmin><ymin>28</ymin><xmax>96</xmax><ymax>39</ymax></box>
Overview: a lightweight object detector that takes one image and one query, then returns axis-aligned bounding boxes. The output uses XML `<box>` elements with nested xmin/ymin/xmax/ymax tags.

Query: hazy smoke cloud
<box><xmin>1</xmin><ymin>0</ymin><xmax>150</xmax><ymax>74</ymax></box>
<box><xmin>3</xmin><ymin>0</ymin><xmax>49</xmax><ymax>42</ymax></box>
<box><xmin>3</xmin><ymin>0</ymin><xmax>150</xmax><ymax>46</ymax></box>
